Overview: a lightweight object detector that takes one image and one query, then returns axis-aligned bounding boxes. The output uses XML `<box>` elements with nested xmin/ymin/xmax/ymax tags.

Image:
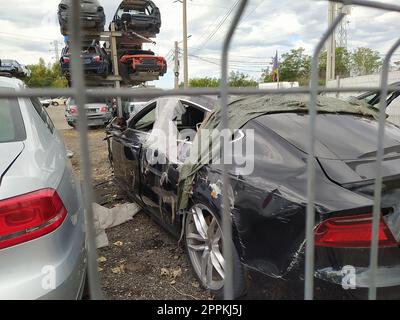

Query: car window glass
<box><xmin>2</xmin><ymin>60</ymin><xmax>12</xmax><ymax>67</ymax></box>
<box><xmin>362</xmin><ymin>93</ymin><xmax>379</xmax><ymax>104</ymax></box>
<box><xmin>133</xmin><ymin>103</ymin><xmax>157</xmax><ymax>131</ymax></box>
<box><xmin>0</xmin><ymin>97</ymin><xmax>26</xmax><ymax>143</ymax></box>
<box><xmin>31</xmin><ymin>98</ymin><xmax>55</xmax><ymax>134</ymax></box>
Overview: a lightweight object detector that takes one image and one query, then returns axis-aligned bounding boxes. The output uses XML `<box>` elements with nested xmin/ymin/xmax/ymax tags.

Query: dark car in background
<box><xmin>350</xmin><ymin>82</ymin><xmax>400</xmax><ymax>126</ymax></box>
<box><xmin>60</xmin><ymin>44</ymin><xmax>111</xmax><ymax>79</ymax></box>
<box><xmin>0</xmin><ymin>60</ymin><xmax>26</xmax><ymax>78</ymax></box>
<box><xmin>58</xmin><ymin>0</ymin><xmax>106</xmax><ymax>35</ymax></box>
<box><xmin>111</xmin><ymin>0</ymin><xmax>161</xmax><ymax>36</ymax></box>
<box><xmin>107</xmin><ymin>95</ymin><xmax>400</xmax><ymax>300</ymax></box>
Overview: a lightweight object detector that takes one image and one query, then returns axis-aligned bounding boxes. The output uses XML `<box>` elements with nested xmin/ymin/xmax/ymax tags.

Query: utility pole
<box><xmin>336</xmin><ymin>3</ymin><xmax>350</xmax><ymax>50</ymax></box>
<box><xmin>183</xmin><ymin>0</ymin><xmax>189</xmax><ymax>88</ymax></box>
<box><xmin>326</xmin><ymin>1</ymin><xmax>337</xmax><ymax>84</ymax></box>
<box><xmin>110</xmin><ymin>22</ymin><xmax>123</xmax><ymax>117</ymax></box>
<box><xmin>174</xmin><ymin>41</ymin><xmax>180</xmax><ymax>89</ymax></box>
<box><xmin>50</xmin><ymin>40</ymin><xmax>61</xmax><ymax>61</ymax></box>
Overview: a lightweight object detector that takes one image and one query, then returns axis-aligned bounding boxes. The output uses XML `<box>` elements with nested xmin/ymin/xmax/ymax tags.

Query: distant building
<box><xmin>259</xmin><ymin>82</ymin><xmax>299</xmax><ymax>89</ymax></box>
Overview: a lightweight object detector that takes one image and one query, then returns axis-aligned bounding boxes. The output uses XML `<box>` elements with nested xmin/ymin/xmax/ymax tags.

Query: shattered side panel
<box><xmin>190</xmin><ymin>119</ymin><xmax>376</xmax><ymax>279</ymax></box>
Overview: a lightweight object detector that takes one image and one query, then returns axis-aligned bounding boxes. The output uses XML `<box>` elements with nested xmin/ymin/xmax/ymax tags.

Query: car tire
<box><xmin>184</xmin><ymin>202</ymin><xmax>246</xmax><ymax>299</ymax></box>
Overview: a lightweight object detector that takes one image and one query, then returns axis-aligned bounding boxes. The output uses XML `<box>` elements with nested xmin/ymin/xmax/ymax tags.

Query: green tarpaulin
<box><xmin>177</xmin><ymin>94</ymin><xmax>380</xmax><ymax>211</ymax></box>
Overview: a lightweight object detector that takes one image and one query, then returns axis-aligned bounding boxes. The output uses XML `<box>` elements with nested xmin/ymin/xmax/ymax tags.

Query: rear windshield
<box><xmin>0</xmin><ymin>97</ymin><xmax>26</xmax><ymax>143</ymax></box>
<box><xmin>69</xmin><ymin>97</ymin><xmax>108</xmax><ymax>104</ymax></box>
<box><xmin>1</xmin><ymin>60</ymin><xmax>13</xmax><ymax>67</ymax></box>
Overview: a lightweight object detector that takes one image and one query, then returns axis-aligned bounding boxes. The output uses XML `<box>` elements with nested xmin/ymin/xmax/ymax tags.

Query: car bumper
<box><xmin>62</xmin><ymin>63</ymin><xmax>108</xmax><ymax>75</ymax></box>
<box><xmin>60</xmin><ymin>14</ymin><xmax>104</xmax><ymax>28</ymax></box>
<box><xmin>245</xmin><ymin>264</ymin><xmax>400</xmax><ymax>300</ymax></box>
<box><xmin>0</xmin><ymin>206</ymin><xmax>86</xmax><ymax>300</ymax></box>
<box><xmin>67</xmin><ymin>114</ymin><xmax>112</xmax><ymax>127</ymax></box>
<box><xmin>133</xmin><ymin>64</ymin><xmax>165</xmax><ymax>74</ymax></box>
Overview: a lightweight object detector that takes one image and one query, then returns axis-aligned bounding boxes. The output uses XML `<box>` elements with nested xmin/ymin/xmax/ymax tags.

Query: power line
<box><xmin>192</xmin><ymin>0</ymin><xmax>241</xmax><ymax>54</ymax></box>
<box><xmin>188</xmin><ymin>54</ymin><xmax>264</xmax><ymax>74</ymax></box>
<box><xmin>181</xmin><ymin>49</ymin><xmax>270</xmax><ymax>66</ymax></box>
<box><xmin>241</xmin><ymin>0</ymin><xmax>266</xmax><ymax>22</ymax></box>
<box><xmin>201</xmin><ymin>0</ymin><xmax>266</xmax><ymax>49</ymax></box>
<box><xmin>190</xmin><ymin>2</ymin><xmax>234</xmax><ymax>46</ymax></box>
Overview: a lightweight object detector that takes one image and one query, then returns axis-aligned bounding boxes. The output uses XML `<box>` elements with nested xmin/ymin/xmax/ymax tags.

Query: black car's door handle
<box><xmin>131</xmin><ymin>144</ymin><xmax>141</xmax><ymax>150</ymax></box>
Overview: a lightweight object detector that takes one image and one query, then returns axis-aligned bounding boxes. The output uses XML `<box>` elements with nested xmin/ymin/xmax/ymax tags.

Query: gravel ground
<box><xmin>48</xmin><ymin>106</ymin><xmax>211</xmax><ymax>300</ymax></box>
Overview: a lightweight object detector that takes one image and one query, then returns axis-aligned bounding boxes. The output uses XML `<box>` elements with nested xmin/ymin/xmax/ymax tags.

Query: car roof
<box><xmin>178</xmin><ymin>95</ymin><xmax>218</xmax><ymax>111</ymax></box>
<box><xmin>0</xmin><ymin>76</ymin><xmax>25</xmax><ymax>90</ymax></box>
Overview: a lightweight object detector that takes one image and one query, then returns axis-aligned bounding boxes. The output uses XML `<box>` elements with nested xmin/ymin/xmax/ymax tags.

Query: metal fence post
<box><xmin>220</xmin><ymin>0</ymin><xmax>249</xmax><ymax>300</ymax></box>
<box><xmin>306</xmin><ymin>10</ymin><xmax>346</xmax><ymax>301</ymax></box>
<box><xmin>369</xmin><ymin>37</ymin><xmax>400</xmax><ymax>300</ymax></box>
<box><xmin>69</xmin><ymin>0</ymin><xmax>103</xmax><ymax>300</ymax></box>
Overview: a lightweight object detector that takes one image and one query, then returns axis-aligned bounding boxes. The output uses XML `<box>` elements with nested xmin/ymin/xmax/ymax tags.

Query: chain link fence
<box><xmin>0</xmin><ymin>0</ymin><xmax>399</xmax><ymax>300</ymax></box>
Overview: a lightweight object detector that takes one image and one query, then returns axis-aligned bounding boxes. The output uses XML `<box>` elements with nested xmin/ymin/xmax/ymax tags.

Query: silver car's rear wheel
<box><xmin>185</xmin><ymin>204</ymin><xmax>225</xmax><ymax>291</ymax></box>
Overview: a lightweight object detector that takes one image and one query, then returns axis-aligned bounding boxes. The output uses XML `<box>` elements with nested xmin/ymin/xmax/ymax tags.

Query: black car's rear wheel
<box><xmin>184</xmin><ymin>203</ymin><xmax>246</xmax><ymax>298</ymax></box>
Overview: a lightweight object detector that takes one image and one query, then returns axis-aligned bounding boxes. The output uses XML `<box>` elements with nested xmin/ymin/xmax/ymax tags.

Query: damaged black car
<box><xmin>107</xmin><ymin>95</ymin><xmax>400</xmax><ymax>299</ymax></box>
<box><xmin>58</xmin><ymin>0</ymin><xmax>106</xmax><ymax>35</ymax></box>
<box><xmin>111</xmin><ymin>0</ymin><xmax>161</xmax><ymax>36</ymax></box>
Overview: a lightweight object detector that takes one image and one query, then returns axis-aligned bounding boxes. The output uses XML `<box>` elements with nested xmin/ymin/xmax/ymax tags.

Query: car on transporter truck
<box><xmin>107</xmin><ymin>94</ymin><xmax>400</xmax><ymax>299</ymax></box>
<box><xmin>0</xmin><ymin>76</ymin><xmax>87</xmax><ymax>299</ymax></box>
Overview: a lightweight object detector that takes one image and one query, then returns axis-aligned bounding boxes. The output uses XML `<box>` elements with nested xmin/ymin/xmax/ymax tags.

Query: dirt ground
<box><xmin>48</xmin><ymin>106</ymin><xmax>211</xmax><ymax>300</ymax></box>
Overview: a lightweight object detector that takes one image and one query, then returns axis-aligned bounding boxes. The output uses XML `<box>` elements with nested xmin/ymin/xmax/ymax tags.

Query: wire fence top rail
<box><xmin>0</xmin><ymin>86</ymin><xmax>399</xmax><ymax>99</ymax></box>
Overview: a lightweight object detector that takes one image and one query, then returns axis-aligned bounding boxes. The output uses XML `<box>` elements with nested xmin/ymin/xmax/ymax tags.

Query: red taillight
<box><xmin>0</xmin><ymin>189</ymin><xmax>67</xmax><ymax>250</ymax></box>
<box><xmin>70</xmin><ymin>106</ymin><xmax>77</xmax><ymax>114</ymax></box>
<box><xmin>100</xmin><ymin>106</ymin><xmax>107</xmax><ymax>113</ymax></box>
<box><xmin>315</xmin><ymin>214</ymin><xmax>398</xmax><ymax>248</ymax></box>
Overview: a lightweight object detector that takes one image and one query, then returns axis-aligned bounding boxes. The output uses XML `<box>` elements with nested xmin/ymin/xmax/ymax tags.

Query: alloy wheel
<box><xmin>185</xmin><ymin>204</ymin><xmax>225</xmax><ymax>291</ymax></box>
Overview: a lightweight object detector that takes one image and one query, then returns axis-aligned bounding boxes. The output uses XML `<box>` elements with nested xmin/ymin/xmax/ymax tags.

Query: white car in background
<box><xmin>40</xmin><ymin>98</ymin><xmax>52</xmax><ymax>108</ymax></box>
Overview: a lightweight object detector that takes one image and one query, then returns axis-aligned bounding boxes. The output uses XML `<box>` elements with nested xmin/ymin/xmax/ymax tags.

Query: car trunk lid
<box><xmin>0</xmin><ymin>142</ymin><xmax>24</xmax><ymax>186</ymax></box>
<box><xmin>260</xmin><ymin>113</ymin><xmax>400</xmax><ymax>184</ymax></box>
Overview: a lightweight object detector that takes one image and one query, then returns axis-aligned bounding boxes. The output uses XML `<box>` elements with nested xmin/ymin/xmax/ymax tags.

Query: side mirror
<box><xmin>108</xmin><ymin>117</ymin><xmax>127</xmax><ymax>132</ymax></box>
<box><xmin>66</xmin><ymin>150</ymin><xmax>74</xmax><ymax>159</ymax></box>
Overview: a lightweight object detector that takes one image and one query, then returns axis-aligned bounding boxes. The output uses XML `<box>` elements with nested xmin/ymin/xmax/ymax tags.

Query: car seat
<box><xmin>121</xmin><ymin>13</ymin><xmax>132</xmax><ymax>25</ymax></box>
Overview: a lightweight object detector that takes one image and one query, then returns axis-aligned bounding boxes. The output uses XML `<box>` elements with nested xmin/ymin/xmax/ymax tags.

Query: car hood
<box><xmin>259</xmin><ymin>113</ymin><xmax>400</xmax><ymax>184</ymax></box>
<box><xmin>0</xmin><ymin>142</ymin><xmax>24</xmax><ymax>185</ymax></box>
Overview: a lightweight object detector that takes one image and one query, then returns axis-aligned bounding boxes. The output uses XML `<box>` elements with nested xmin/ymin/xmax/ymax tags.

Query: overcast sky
<box><xmin>0</xmin><ymin>0</ymin><xmax>399</xmax><ymax>88</ymax></box>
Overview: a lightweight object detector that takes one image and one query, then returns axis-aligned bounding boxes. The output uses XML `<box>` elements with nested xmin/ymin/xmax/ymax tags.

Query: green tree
<box><xmin>189</xmin><ymin>77</ymin><xmax>220</xmax><ymax>88</ymax></box>
<box><xmin>351</xmin><ymin>47</ymin><xmax>382</xmax><ymax>76</ymax></box>
<box><xmin>228</xmin><ymin>71</ymin><xmax>258</xmax><ymax>87</ymax></box>
<box><xmin>278</xmin><ymin>48</ymin><xmax>311</xmax><ymax>86</ymax></box>
<box><xmin>261</xmin><ymin>67</ymin><xmax>273</xmax><ymax>83</ymax></box>
<box><xmin>186</xmin><ymin>72</ymin><xmax>258</xmax><ymax>88</ymax></box>
<box><xmin>24</xmin><ymin>58</ymin><xmax>68</xmax><ymax>88</ymax></box>
<box><xmin>319</xmin><ymin>47</ymin><xmax>351</xmax><ymax>80</ymax></box>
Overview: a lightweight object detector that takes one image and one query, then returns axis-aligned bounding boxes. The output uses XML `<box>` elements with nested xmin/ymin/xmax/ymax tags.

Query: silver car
<box><xmin>65</xmin><ymin>97</ymin><xmax>113</xmax><ymax>128</ymax></box>
<box><xmin>0</xmin><ymin>77</ymin><xmax>87</xmax><ymax>299</ymax></box>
